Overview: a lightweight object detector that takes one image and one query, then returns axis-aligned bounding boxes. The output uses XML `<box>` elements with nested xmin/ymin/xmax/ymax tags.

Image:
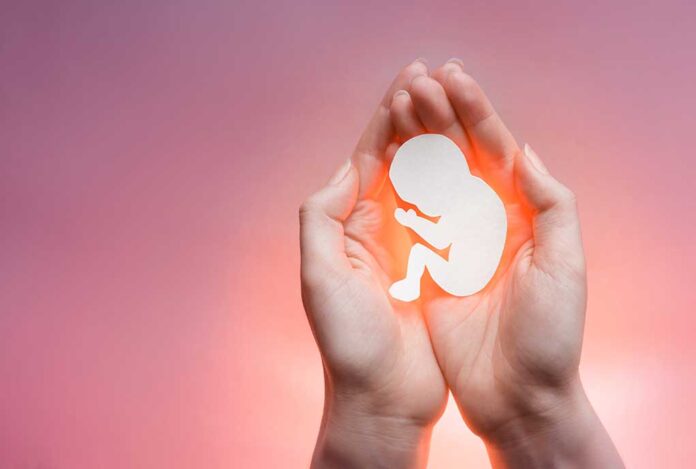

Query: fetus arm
<box><xmin>407</xmin><ymin>216</ymin><xmax>452</xmax><ymax>250</ymax></box>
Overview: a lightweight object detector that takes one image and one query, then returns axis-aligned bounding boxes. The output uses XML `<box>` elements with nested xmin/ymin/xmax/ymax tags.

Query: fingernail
<box><xmin>394</xmin><ymin>89</ymin><xmax>409</xmax><ymax>99</ymax></box>
<box><xmin>329</xmin><ymin>158</ymin><xmax>352</xmax><ymax>185</ymax></box>
<box><xmin>444</xmin><ymin>64</ymin><xmax>463</xmax><ymax>80</ymax></box>
<box><xmin>410</xmin><ymin>58</ymin><xmax>428</xmax><ymax>74</ymax></box>
<box><xmin>524</xmin><ymin>143</ymin><xmax>549</xmax><ymax>175</ymax></box>
<box><xmin>446</xmin><ymin>57</ymin><xmax>464</xmax><ymax>70</ymax></box>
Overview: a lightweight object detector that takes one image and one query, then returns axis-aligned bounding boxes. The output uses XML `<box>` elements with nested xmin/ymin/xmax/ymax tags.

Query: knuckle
<box><xmin>298</xmin><ymin>201</ymin><xmax>309</xmax><ymax>220</ymax></box>
<box><xmin>299</xmin><ymin>196</ymin><xmax>320</xmax><ymax>219</ymax></box>
<box><xmin>558</xmin><ymin>186</ymin><xmax>578</xmax><ymax>209</ymax></box>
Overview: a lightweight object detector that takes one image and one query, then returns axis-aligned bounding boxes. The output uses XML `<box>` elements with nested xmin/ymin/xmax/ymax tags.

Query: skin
<box><xmin>300</xmin><ymin>60</ymin><xmax>447</xmax><ymax>468</ymax></box>
<box><xmin>299</xmin><ymin>59</ymin><xmax>624</xmax><ymax>468</ymax></box>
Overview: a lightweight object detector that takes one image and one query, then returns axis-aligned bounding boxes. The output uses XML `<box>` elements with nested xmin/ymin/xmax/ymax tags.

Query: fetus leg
<box><xmin>389</xmin><ymin>243</ymin><xmax>448</xmax><ymax>302</ymax></box>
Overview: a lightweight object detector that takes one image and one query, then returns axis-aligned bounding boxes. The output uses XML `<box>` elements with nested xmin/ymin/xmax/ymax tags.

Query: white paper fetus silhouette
<box><xmin>388</xmin><ymin>134</ymin><xmax>507</xmax><ymax>302</ymax></box>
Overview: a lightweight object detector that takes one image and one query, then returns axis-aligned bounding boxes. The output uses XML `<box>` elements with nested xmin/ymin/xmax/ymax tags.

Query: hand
<box><xmin>389</xmin><ymin>60</ymin><xmax>623</xmax><ymax>467</ymax></box>
<box><xmin>394</xmin><ymin>207</ymin><xmax>416</xmax><ymax>227</ymax></box>
<box><xmin>299</xmin><ymin>60</ymin><xmax>447</xmax><ymax>469</ymax></box>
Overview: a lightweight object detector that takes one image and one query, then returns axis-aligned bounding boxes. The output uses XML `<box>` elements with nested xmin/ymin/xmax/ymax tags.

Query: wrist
<box><xmin>312</xmin><ymin>389</ymin><xmax>433</xmax><ymax>469</ymax></box>
<box><xmin>483</xmin><ymin>377</ymin><xmax>623</xmax><ymax>468</ymax></box>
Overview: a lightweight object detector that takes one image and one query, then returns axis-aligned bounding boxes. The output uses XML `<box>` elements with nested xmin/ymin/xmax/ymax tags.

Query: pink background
<box><xmin>2</xmin><ymin>1</ymin><xmax>695</xmax><ymax>467</ymax></box>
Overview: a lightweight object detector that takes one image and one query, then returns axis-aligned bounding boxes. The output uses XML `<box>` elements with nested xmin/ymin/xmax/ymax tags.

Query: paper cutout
<box><xmin>388</xmin><ymin>134</ymin><xmax>507</xmax><ymax>302</ymax></box>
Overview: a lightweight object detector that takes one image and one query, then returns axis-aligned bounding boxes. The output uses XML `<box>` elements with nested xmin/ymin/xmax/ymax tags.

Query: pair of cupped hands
<box><xmin>299</xmin><ymin>59</ymin><xmax>623</xmax><ymax>468</ymax></box>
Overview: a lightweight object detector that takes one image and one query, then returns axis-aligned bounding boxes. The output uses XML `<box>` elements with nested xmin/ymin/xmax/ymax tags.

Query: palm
<box><xmin>423</xmin><ymin>198</ymin><xmax>585</xmax><ymax>435</ymax></box>
<box><xmin>299</xmin><ymin>60</ymin><xmax>447</xmax><ymax>425</ymax></box>
<box><xmin>328</xmin><ymin>196</ymin><xmax>447</xmax><ymax>423</ymax></box>
<box><xmin>380</xmin><ymin>62</ymin><xmax>590</xmax><ymax>437</ymax></box>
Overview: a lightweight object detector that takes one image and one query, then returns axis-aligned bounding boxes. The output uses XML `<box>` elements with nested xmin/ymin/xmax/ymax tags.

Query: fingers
<box><xmin>515</xmin><ymin>144</ymin><xmax>586</xmax><ymax>276</ymax></box>
<box><xmin>299</xmin><ymin>160</ymin><xmax>359</xmax><ymax>284</ymax></box>
<box><xmin>434</xmin><ymin>60</ymin><xmax>519</xmax><ymax>197</ymax></box>
<box><xmin>388</xmin><ymin>74</ymin><xmax>476</xmax><ymax>169</ymax></box>
<box><xmin>390</xmin><ymin>90</ymin><xmax>424</xmax><ymax>141</ymax></box>
<box><xmin>409</xmin><ymin>76</ymin><xmax>458</xmax><ymax>131</ymax></box>
<box><xmin>353</xmin><ymin>59</ymin><xmax>428</xmax><ymax>199</ymax></box>
<box><xmin>408</xmin><ymin>75</ymin><xmax>474</xmax><ymax>158</ymax></box>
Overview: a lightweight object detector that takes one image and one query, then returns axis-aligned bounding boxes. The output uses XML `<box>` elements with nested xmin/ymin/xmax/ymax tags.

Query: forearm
<box><xmin>312</xmin><ymin>390</ymin><xmax>433</xmax><ymax>469</ymax></box>
<box><xmin>484</xmin><ymin>379</ymin><xmax>624</xmax><ymax>469</ymax></box>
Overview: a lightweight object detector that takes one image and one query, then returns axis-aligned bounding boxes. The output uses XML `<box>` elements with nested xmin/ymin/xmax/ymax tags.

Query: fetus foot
<box><xmin>389</xmin><ymin>278</ymin><xmax>420</xmax><ymax>302</ymax></box>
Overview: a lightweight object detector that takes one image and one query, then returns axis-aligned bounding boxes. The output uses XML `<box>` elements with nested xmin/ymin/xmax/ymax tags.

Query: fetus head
<box><xmin>389</xmin><ymin>134</ymin><xmax>471</xmax><ymax>217</ymax></box>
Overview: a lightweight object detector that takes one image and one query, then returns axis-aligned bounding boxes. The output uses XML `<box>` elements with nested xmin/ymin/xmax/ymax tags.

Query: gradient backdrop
<box><xmin>2</xmin><ymin>0</ymin><xmax>695</xmax><ymax>467</ymax></box>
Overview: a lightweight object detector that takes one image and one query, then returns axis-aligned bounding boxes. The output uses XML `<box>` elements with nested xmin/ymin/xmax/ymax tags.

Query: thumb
<box><xmin>299</xmin><ymin>159</ymin><xmax>359</xmax><ymax>285</ymax></box>
<box><xmin>514</xmin><ymin>144</ymin><xmax>585</xmax><ymax>276</ymax></box>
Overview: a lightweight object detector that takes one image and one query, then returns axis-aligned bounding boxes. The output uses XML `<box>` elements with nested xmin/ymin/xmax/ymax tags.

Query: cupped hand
<box><xmin>300</xmin><ymin>60</ymin><xmax>447</xmax><ymax>468</ymax></box>
<box><xmin>389</xmin><ymin>60</ymin><xmax>623</xmax><ymax>467</ymax></box>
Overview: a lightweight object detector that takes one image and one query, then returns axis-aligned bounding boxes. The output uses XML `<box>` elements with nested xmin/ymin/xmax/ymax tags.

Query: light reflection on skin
<box><xmin>300</xmin><ymin>60</ymin><xmax>624</xmax><ymax>468</ymax></box>
<box><xmin>388</xmin><ymin>134</ymin><xmax>507</xmax><ymax>302</ymax></box>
